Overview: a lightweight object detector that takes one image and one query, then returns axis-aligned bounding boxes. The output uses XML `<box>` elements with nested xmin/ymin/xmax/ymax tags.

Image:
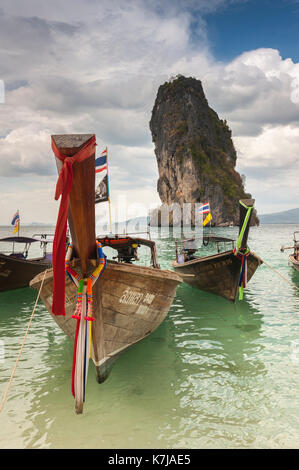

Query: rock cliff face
<box><xmin>149</xmin><ymin>75</ymin><xmax>258</xmax><ymax>226</ymax></box>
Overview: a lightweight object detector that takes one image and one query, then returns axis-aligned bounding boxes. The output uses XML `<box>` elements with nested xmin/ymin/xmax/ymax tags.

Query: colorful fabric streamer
<box><xmin>65</xmin><ymin>240</ymin><xmax>106</xmax><ymax>409</ymax></box>
<box><xmin>233</xmin><ymin>201</ymin><xmax>253</xmax><ymax>300</ymax></box>
<box><xmin>233</xmin><ymin>246</ymin><xmax>250</xmax><ymax>300</ymax></box>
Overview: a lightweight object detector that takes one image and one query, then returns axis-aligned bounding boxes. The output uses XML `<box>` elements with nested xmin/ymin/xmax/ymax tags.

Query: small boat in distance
<box><xmin>0</xmin><ymin>234</ymin><xmax>53</xmax><ymax>292</ymax></box>
<box><xmin>281</xmin><ymin>231</ymin><xmax>299</xmax><ymax>271</ymax></box>
<box><xmin>171</xmin><ymin>199</ymin><xmax>262</xmax><ymax>301</ymax></box>
<box><xmin>30</xmin><ymin>134</ymin><xmax>182</xmax><ymax>414</ymax></box>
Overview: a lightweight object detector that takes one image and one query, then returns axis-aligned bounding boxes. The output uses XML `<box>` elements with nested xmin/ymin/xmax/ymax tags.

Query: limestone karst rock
<box><xmin>149</xmin><ymin>75</ymin><xmax>258</xmax><ymax>226</ymax></box>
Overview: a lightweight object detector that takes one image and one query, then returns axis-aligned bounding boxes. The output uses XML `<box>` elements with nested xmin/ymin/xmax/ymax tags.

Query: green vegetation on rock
<box><xmin>150</xmin><ymin>75</ymin><xmax>258</xmax><ymax>225</ymax></box>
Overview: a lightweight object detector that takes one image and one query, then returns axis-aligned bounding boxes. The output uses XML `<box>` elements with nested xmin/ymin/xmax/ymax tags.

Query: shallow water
<box><xmin>0</xmin><ymin>224</ymin><xmax>298</xmax><ymax>449</ymax></box>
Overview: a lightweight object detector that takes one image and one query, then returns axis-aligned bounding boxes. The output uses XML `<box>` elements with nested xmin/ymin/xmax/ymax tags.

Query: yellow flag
<box><xmin>203</xmin><ymin>212</ymin><xmax>212</xmax><ymax>226</ymax></box>
<box><xmin>13</xmin><ymin>221</ymin><xmax>19</xmax><ymax>234</ymax></box>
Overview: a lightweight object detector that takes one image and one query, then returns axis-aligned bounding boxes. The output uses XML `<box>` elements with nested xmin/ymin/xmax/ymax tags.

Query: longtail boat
<box><xmin>281</xmin><ymin>231</ymin><xmax>299</xmax><ymax>271</ymax></box>
<box><xmin>0</xmin><ymin>235</ymin><xmax>53</xmax><ymax>292</ymax></box>
<box><xmin>171</xmin><ymin>199</ymin><xmax>262</xmax><ymax>301</ymax></box>
<box><xmin>30</xmin><ymin>134</ymin><xmax>181</xmax><ymax>414</ymax></box>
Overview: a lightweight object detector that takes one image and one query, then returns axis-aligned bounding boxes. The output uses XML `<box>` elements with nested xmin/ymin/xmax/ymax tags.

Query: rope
<box><xmin>0</xmin><ymin>269</ymin><xmax>48</xmax><ymax>414</ymax></box>
<box><xmin>252</xmin><ymin>251</ymin><xmax>299</xmax><ymax>292</ymax></box>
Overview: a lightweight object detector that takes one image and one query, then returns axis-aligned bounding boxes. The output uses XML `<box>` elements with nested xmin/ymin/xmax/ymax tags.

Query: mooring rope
<box><xmin>252</xmin><ymin>252</ymin><xmax>299</xmax><ymax>292</ymax></box>
<box><xmin>0</xmin><ymin>269</ymin><xmax>48</xmax><ymax>414</ymax></box>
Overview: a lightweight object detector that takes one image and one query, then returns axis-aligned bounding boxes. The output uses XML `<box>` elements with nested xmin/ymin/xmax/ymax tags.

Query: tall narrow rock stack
<box><xmin>149</xmin><ymin>75</ymin><xmax>258</xmax><ymax>226</ymax></box>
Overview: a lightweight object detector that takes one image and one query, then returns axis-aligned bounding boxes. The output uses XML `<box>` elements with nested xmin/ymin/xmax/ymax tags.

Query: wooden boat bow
<box><xmin>52</xmin><ymin>134</ymin><xmax>97</xmax><ymax>276</ymax></box>
<box><xmin>30</xmin><ymin>133</ymin><xmax>182</xmax><ymax>414</ymax></box>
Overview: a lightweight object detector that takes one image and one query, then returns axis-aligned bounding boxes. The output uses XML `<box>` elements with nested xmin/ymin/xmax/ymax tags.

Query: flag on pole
<box><xmin>203</xmin><ymin>212</ymin><xmax>212</xmax><ymax>226</ymax></box>
<box><xmin>95</xmin><ymin>148</ymin><xmax>109</xmax><ymax>203</ymax></box>
<box><xmin>11</xmin><ymin>210</ymin><xmax>20</xmax><ymax>234</ymax></box>
<box><xmin>198</xmin><ymin>203</ymin><xmax>210</xmax><ymax>215</ymax></box>
<box><xmin>95</xmin><ymin>149</ymin><xmax>107</xmax><ymax>173</ymax></box>
<box><xmin>198</xmin><ymin>202</ymin><xmax>213</xmax><ymax>226</ymax></box>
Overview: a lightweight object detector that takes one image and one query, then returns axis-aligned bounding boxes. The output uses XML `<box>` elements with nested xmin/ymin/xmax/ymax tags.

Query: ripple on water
<box><xmin>0</xmin><ymin>225</ymin><xmax>299</xmax><ymax>448</ymax></box>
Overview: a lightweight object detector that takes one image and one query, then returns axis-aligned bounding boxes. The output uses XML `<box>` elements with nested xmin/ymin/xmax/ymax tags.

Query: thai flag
<box><xmin>95</xmin><ymin>149</ymin><xmax>107</xmax><ymax>173</ymax></box>
<box><xmin>198</xmin><ymin>203</ymin><xmax>210</xmax><ymax>215</ymax></box>
<box><xmin>11</xmin><ymin>211</ymin><xmax>20</xmax><ymax>226</ymax></box>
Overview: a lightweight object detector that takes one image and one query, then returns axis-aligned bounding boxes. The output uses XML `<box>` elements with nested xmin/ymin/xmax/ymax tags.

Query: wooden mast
<box><xmin>52</xmin><ymin>134</ymin><xmax>97</xmax><ymax>275</ymax></box>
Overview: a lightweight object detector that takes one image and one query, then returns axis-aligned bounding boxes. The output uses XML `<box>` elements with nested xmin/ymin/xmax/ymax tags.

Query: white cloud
<box><xmin>0</xmin><ymin>1</ymin><xmax>299</xmax><ymax>223</ymax></box>
<box><xmin>235</xmin><ymin>125</ymin><xmax>299</xmax><ymax>172</ymax></box>
<box><xmin>203</xmin><ymin>49</ymin><xmax>299</xmax><ymax>134</ymax></box>
<box><xmin>234</xmin><ymin>125</ymin><xmax>299</xmax><ymax>214</ymax></box>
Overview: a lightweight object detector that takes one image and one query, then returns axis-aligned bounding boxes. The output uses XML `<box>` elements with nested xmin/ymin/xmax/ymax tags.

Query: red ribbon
<box><xmin>51</xmin><ymin>135</ymin><xmax>96</xmax><ymax>316</ymax></box>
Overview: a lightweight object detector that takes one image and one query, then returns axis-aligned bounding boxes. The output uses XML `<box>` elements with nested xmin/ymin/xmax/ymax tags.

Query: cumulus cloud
<box><xmin>0</xmin><ymin>0</ymin><xmax>298</xmax><ymax>222</ymax></box>
<box><xmin>235</xmin><ymin>125</ymin><xmax>299</xmax><ymax>173</ymax></box>
<box><xmin>233</xmin><ymin>124</ymin><xmax>299</xmax><ymax>214</ymax></box>
<box><xmin>0</xmin><ymin>128</ymin><xmax>55</xmax><ymax>176</ymax></box>
<box><xmin>203</xmin><ymin>49</ymin><xmax>299</xmax><ymax>135</ymax></box>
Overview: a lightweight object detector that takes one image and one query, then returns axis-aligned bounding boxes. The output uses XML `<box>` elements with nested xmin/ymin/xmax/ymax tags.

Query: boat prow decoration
<box><xmin>51</xmin><ymin>134</ymin><xmax>97</xmax><ymax>317</ymax></box>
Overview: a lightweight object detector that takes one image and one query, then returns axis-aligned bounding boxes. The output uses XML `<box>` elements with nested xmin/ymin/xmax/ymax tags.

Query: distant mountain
<box><xmin>96</xmin><ymin>216</ymin><xmax>149</xmax><ymax>235</ymax></box>
<box><xmin>29</xmin><ymin>222</ymin><xmax>55</xmax><ymax>226</ymax></box>
<box><xmin>259</xmin><ymin>208</ymin><xmax>299</xmax><ymax>224</ymax></box>
<box><xmin>124</xmin><ymin>216</ymin><xmax>149</xmax><ymax>226</ymax></box>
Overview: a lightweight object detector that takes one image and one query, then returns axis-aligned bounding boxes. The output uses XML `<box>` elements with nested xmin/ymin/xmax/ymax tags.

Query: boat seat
<box><xmin>9</xmin><ymin>253</ymin><xmax>25</xmax><ymax>259</ymax></box>
<box><xmin>182</xmin><ymin>248</ymin><xmax>197</xmax><ymax>261</ymax></box>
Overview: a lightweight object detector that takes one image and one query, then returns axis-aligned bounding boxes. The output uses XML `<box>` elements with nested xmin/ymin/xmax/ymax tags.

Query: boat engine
<box><xmin>182</xmin><ymin>239</ymin><xmax>198</xmax><ymax>261</ymax></box>
<box><xmin>115</xmin><ymin>243</ymin><xmax>139</xmax><ymax>264</ymax></box>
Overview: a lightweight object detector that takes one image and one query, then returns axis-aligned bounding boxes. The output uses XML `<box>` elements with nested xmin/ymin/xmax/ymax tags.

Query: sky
<box><xmin>0</xmin><ymin>0</ymin><xmax>298</xmax><ymax>224</ymax></box>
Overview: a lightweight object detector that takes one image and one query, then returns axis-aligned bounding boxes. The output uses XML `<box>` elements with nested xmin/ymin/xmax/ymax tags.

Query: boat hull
<box><xmin>172</xmin><ymin>250</ymin><xmax>261</xmax><ymax>301</ymax></box>
<box><xmin>289</xmin><ymin>254</ymin><xmax>299</xmax><ymax>271</ymax></box>
<box><xmin>0</xmin><ymin>253</ymin><xmax>51</xmax><ymax>292</ymax></box>
<box><xmin>30</xmin><ymin>260</ymin><xmax>181</xmax><ymax>382</ymax></box>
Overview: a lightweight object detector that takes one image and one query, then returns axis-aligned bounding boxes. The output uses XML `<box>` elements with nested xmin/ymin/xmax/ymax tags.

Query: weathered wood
<box><xmin>239</xmin><ymin>198</ymin><xmax>255</xmax><ymax>249</ymax></box>
<box><xmin>0</xmin><ymin>253</ymin><xmax>51</xmax><ymax>292</ymax></box>
<box><xmin>31</xmin><ymin>134</ymin><xmax>182</xmax><ymax>399</ymax></box>
<box><xmin>172</xmin><ymin>251</ymin><xmax>261</xmax><ymax>301</ymax></box>
<box><xmin>172</xmin><ymin>199</ymin><xmax>261</xmax><ymax>301</ymax></box>
<box><xmin>30</xmin><ymin>257</ymin><xmax>182</xmax><ymax>380</ymax></box>
<box><xmin>52</xmin><ymin>134</ymin><xmax>96</xmax><ymax>276</ymax></box>
<box><xmin>91</xmin><ymin>273</ymin><xmax>106</xmax><ymax>381</ymax></box>
<box><xmin>289</xmin><ymin>254</ymin><xmax>299</xmax><ymax>271</ymax></box>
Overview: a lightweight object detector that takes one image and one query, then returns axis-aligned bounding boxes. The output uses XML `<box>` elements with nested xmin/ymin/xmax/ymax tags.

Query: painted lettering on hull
<box><xmin>119</xmin><ymin>287</ymin><xmax>156</xmax><ymax>314</ymax></box>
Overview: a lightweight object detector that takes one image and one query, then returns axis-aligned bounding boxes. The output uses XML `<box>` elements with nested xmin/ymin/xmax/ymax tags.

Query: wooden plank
<box><xmin>102</xmin><ymin>268</ymin><xmax>179</xmax><ymax>299</ymax></box>
<box><xmin>91</xmin><ymin>273</ymin><xmax>106</xmax><ymax>367</ymax></box>
<box><xmin>30</xmin><ymin>239</ymin><xmax>181</xmax><ymax>384</ymax></box>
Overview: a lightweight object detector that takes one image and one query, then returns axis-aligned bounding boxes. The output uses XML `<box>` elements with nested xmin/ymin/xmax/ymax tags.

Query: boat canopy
<box><xmin>203</xmin><ymin>235</ymin><xmax>235</xmax><ymax>243</ymax></box>
<box><xmin>182</xmin><ymin>235</ymin><xmax>235</xmax><ymax>244</ymax></box>
<box><xmin>0</xmin><ymin>236</ymin><xmax>39</xmax><ymax>244</ymax></box>
<box><xmin>97</xmin><ymin>235</ymin><xmax>160</xmax><ymax>268</ymax></box>
<box><xmin>97</xmin><ymin>235</ymin><xmax>156</xmax><ymax>249</ymax></box>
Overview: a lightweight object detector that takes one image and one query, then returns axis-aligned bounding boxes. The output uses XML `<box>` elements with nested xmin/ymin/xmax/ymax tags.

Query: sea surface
<box><xmin>0</xmin><ymin>224</ymin><xmax>298</xmax><ymax>449</ymax></box>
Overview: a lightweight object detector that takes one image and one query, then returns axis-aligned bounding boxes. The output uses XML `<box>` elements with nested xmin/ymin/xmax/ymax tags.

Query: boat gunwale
<box><xmin>0</xmin><ymin>253</ymin><xmax>50</xmax><ymax>265</ymax></box>
<box><xmin>289</xmin><ymin>254</ymin><xmax>299</xmax><ymax>265</ymax></box>
<box><xmin>171</xmin><ymin>249</ymin><xmax>260</xmax><ymax>268</ymax></box>
<box><xmin>171</xmin><ymin>249</ymin><xmax>235</xmax><ymax>268</ymax></box>
<box><xmin>30</xmin><ymin>257</ymin><xmax>182</xmax><ymax>288</ymax></box>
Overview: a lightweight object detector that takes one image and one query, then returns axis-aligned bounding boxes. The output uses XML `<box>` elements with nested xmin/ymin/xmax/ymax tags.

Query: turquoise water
<box><xmin>0</xmin><ymin>224</ymin><xmax>298</xmax><ymax>449</ymax></box>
